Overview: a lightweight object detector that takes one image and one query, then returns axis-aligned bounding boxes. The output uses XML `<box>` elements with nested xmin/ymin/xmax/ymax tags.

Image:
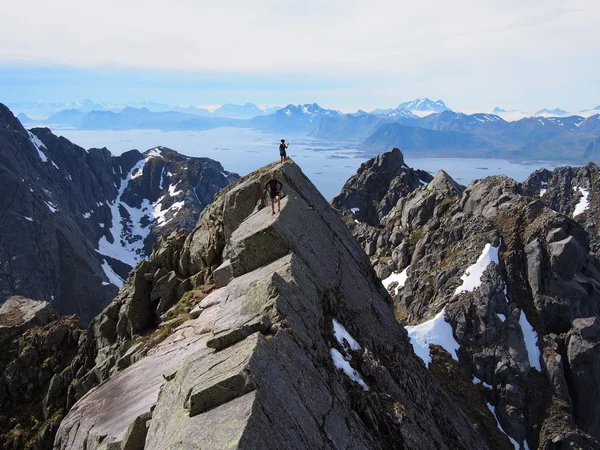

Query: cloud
<box><xmin>1</xmin><ymin>0</ymin><xmax>598</xmax><ymax>75</ymax></box>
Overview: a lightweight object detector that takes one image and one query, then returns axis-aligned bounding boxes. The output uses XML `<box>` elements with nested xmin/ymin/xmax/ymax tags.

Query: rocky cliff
<box><xmin>337</xmin><ymin>149</ymin><xmax>600</xmax><ymax>449</ymax></box>
<box><xmin>0</xmin><ymin>160</ymin><xmax>495</xmax><ymax>449</ymax></box>
<box><xmin>523</xmin><ymin>163</ymin><xmax>600</xmax><ymax>257</ymax></box>
<box><xmin>332</xmin><ymin>148</ymin><xmax>433</xmax><ymax>226</ymax></box>
<box><xmin>0</xmin><ymin>104</ymin><xmax>237</xmax><ymax>323</ymax></box>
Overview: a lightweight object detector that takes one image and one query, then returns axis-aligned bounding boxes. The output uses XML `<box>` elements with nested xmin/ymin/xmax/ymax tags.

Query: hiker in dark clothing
<box><xmin>279</xmin><ymin>139</ymin><xmax>288</xmax><ymax>164</ymax></box>
<box><xmin>265</xmin><ymin>173</ymin><xmax>283</xmax><ymax>215</ymax></box>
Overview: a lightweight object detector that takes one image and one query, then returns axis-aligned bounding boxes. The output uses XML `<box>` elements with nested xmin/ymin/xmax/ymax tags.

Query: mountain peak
<box><xmin>396</xmin><ymin>98</ymin><xmax>450</xmax><ymax>116</ymax></box>
<box><xmin>50</xmin><ymin>159</ymin><xmax>488</xmax><ymax>450</ymax></box>
<box><xmin>535</xmin><ymin>108</ymin><xmax>569</xmax><ymax>116</ymax></box>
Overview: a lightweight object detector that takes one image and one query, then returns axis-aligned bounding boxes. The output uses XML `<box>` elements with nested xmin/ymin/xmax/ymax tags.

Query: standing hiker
<box><xmin>265</xmin><ymin>173</ymin><xmax>283</xmax><ymax>215</ymax></box>
<box><xmin>279</xmin><ymin>139</ymin><xmax>288</xmax><ymax>164</ymax></box>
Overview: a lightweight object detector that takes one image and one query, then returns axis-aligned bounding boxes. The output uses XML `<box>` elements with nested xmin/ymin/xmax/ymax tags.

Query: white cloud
<box><xmin>1</xmin><ymin>0</ymin><xmax>598</xmax><ymax>75</ymax></box>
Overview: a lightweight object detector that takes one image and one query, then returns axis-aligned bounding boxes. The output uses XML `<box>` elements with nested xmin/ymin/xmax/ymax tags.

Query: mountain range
<box><xmin>357</xmin><ymin>111</ymin><xmax>600</xmax><ymax>161</ymax></box>
<box><xmin>0</xmin><ymin>103</ymin><xmax>237</xmax><ymax>324</ymax></box>
<box><xmin>2</xmin><ymin>136</ymin><xmax>600</xmax><ymax>449</ymax></box>
<box><xmin>8</xmin><ymin>100</ymin><xmax>280</xmax><ymax>121</ymax></box>
<box><xmin>13</xmin><ymin>99</ymin><xmax>600</xmax><ymax>163</ymax></box>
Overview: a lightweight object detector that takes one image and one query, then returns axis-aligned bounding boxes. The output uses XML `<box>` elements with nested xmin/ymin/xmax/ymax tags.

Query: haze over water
<box><xmin>56</xmin><ymin>127</ymin><xmax>564</xmax><ymax>200</ymax></box>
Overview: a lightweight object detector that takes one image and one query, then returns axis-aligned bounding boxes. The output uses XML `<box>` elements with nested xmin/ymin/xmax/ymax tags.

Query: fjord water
<box><xmin>56</xmin><ymin>127</ymin><xmax>564</xmax><ymax>200</ymax></box>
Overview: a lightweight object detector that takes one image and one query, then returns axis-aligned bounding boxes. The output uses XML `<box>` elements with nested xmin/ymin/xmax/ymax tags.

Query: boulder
<box><xmin>548</xmin><ymin>236</ymin><xmax>586</xmax><ymax>280</ymax></box>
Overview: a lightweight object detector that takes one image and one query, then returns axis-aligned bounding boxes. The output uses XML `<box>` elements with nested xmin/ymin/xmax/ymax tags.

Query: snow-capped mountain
<box><xmin>0</xmin><ymin>103</ymin><xmax>238</xmax><ymax>323</ymax></box>
<box><xmin>396</xmin><ymin>98</ymin><xmax>450</xmax><ymax>117</ymax></box>
<box><xmin>279</xmin><ymin>103</ymin><xmax>340</xmax><ymax>117</ymax></box>
<box><xmin>249</xmin><ymin>103</ymin><xmax>342</xmax><ymax>132</ymax></box>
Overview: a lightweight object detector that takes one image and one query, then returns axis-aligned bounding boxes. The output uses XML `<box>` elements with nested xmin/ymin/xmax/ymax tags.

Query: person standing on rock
<box><xmin>265</xmin><ymin>173</ymin><xmax>283</xmax><ymax>215</ymax></box>
<box><xmin>279</xmin><ymin>139</ymin><xmax>289</xmax><ymax>164</ymax></box>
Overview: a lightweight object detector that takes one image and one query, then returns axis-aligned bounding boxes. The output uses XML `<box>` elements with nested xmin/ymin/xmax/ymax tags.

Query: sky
<box><xmin>1</xmin><ymin>0</ymin><xmax>599</xmax><ymax>113</ymax></box>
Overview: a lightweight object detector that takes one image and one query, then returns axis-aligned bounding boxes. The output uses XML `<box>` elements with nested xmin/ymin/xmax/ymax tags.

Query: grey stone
<box><xmin>548</xmin><ymin>235</ymin><xmax>586</xmax><ymax>279</ymax></box>
<box><xmin>573</xmin><ymin>317</ymin><xmax>600</xmax><ymax>340</ymax></box>
<box><xmin>152</xmin><ymin>271</ymin><xmax>179</xmax><ymax>316</ymax></box>
<box><xmin>547</xmin><ymin>227</ymin><xmax>567</xmax><ymax>243</ymax></box>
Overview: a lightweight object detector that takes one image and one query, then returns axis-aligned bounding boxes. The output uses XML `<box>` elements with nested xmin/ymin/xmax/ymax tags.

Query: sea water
<box><xmin>55</xmin><ymin>127</ymin><xmax>565</xmax><ymax>200</ymax></box>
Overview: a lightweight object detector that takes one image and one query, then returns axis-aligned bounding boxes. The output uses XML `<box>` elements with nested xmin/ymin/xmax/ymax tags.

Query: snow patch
<box><xmin>539</xmin><ymin>188</ymin><xmax>547</xmax><ymax>196</ymax></box>
<box><xmin>24</xmin><ymin>216</ymin><xmax>33</xmax><ymax>222</ymax></box>
<box><xmin>497</xmin><ymin>313</ymin><xmax>507</xmax><ymax>322</ymax></box>
<box><xmin>473</xmin><ymin>376</ymin><xmax>493</xmax><ymax>389</ymax></box>
<box><xmin>131</xmin><ymin>159</ymin><xmax>147</xmax><ymax>179</ymax></box>
<box><xmin>573</xmin><ymin>187</ymin><xmax>589</xmax><ymax>216</ymax></box>
<box><xmin>350</xmin><ymin>207</ymin><xmax>360</xmax><ymax>213</ymax></box>
<box><xmin>147</xmin><ymin>147</ymin><xmax>163</xmax><ymax>158</ymax></box>
<box><xmin>519</xmin><ymin>311</ymin><xmax>541</xmax><ymax>371</ymax></box>
<box><xmin>454</xmin><ymin>243</ymin><xmax>499</xmax><ymax>295</ymax></box>
<box><xmin>45</xmin><ymin>201</ymin><xmax>58</xmax><ymax>213</ymax></box>
<box><xmin>101</xmin><ymin>260</ymin><xmax>124</xmax><ymax>288</ymax></box>
<box><xmin>82</xmin><ymin>212</ymin><xmax>91</xmax><ymax>219</ymax></box>
<box><xmin>168</xmin><ymin>181</ymin><xmax>183</xmax><ymax>197</ymax></box>
<box><xmin>332</xmin><ymin>319</ymin><xmax>361</xmax><ymax>352</ymax></box>
<box><xmin>382</xmin><ymin>266</ymin><xmax>409</xmax><ymax>295</ymax></box>
<box><xmin>27</xmin><ymin>131</ymin><xmax>48</xmax><ymax>162</ymax></box>
<box><xmin>487</xmin><ymin>403</ymin><xmax>520</xmax><ymax>449</ymax></box>
<box><xmin>406</xmin><ymin>308</ymin><xmax>460</xmax><ymax>366</ymax></box>
<box><xmin>51</xmin><ymin>161</ymin><xmax>60</xmax><ymax>170</ymax></box>
<box><xmin>330</xmin><ymin>348</ymin><xmax>369</xmax><ymax>391</ymax></box>
<box><xmin>153</xmin><ymin>199</ymin><xmax>185</xmax><ymax>228</ymax></box>
<box><xmin>159</xmin><ymin>167</ymin><xmax>166</xmax><ymax>190</ymax></box>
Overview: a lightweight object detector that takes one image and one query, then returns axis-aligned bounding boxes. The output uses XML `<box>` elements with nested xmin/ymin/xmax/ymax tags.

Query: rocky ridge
<box><xmin>336</xmin><ymin>149</ymin><xmax>600</xmax><ymax>449</ymax></box>
<box><xmin>1</xmin><ymin>160</ymin><xmax>495</xmax><ymax>449</ymax></box>
<box><xmin>0</xmin><ymin>103</ymin><xmax>237</xmax><ymax>323</ymax></box>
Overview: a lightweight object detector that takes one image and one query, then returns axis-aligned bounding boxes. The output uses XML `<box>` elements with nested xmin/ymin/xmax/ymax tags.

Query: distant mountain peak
<box><xmin>535</xmin><ymin>108</ymin><xmax>569</xmax><ymax>116</ymax></box>
<box><xmin>396</xmin><ymin>98</ymin><xmax>450</xmax><ymax>117</ymax></box>
<box><xmin>279</xmin><ymin>103</ymin><xmax>337</xmax><ymax>117</ymax></box>
<box><xmin>493</xmin><ymin>107</ymin><xmax>507</xmax><ymax>113</ymax></box>
<box><xmin>212</xmin><ymin>102</ymin><xmax>267</xmax><ymax>119</ymax></box>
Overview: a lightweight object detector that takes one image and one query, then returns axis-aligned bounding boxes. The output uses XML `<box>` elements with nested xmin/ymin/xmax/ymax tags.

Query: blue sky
<box><xmin>1</xmin><ymin>0</ymin><xmax>599</xmax><ymax>113</ymax></box>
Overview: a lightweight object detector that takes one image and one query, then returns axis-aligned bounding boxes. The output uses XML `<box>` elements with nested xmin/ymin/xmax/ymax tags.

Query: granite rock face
<box><xmin>53</xmin><ymin>160</ymin><xmax>489</xmax><ymax>450</ymax></box>
<box><xmin>337</xmin><ymin>149</ymin><xmax>600</xmax><ymax>449</ymax></box>
<box><xmin>0</xmin><ymin>103</ymin><xmax>237</xmax><ymax>323</ymax></box>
